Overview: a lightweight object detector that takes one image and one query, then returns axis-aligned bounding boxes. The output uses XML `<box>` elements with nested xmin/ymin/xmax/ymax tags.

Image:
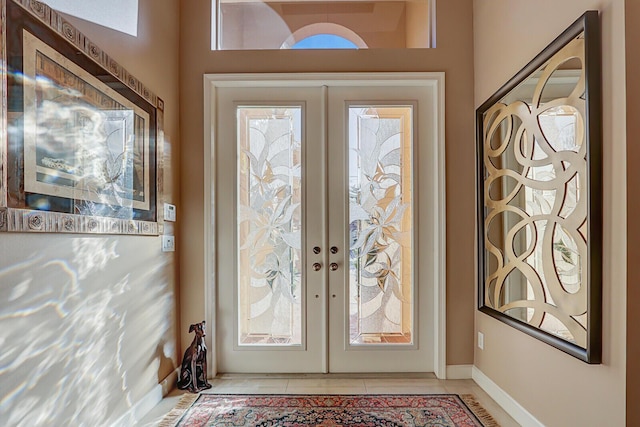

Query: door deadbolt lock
<box><xmin>330</xmin><ymin>246</ymin><xmax>339</xmax><ymax>254</ymax></box>
<box><xmin>313</xmin><ymin>246</ymin><xmax>321</xmax><ymax>254</ymax></box>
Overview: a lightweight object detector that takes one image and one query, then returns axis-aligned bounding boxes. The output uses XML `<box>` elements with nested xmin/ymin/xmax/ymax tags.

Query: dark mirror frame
<box><xmin>475</xmin><ymin>11</ymin><xmax>602</xmax><ymax>363</ymax></box>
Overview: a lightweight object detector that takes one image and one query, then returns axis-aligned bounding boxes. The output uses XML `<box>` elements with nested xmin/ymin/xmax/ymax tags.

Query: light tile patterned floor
<box><xmin>137</xmin><ymin>374</ymin><xmax>520</xmax><ymax>426</ymax></box>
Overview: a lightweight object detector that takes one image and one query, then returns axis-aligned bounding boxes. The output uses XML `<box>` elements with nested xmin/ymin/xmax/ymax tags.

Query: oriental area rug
<box><xmin>160</xmin><ymin>394</ymin><xmax>500</xmax><ymax>427</ymax></box>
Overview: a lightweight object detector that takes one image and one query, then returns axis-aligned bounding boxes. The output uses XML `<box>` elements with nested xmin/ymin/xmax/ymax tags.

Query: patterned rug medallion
<box><xmin>161</xmin><ymin>394</ymin><xmax>499</xmax><ymax>427</ymax></box>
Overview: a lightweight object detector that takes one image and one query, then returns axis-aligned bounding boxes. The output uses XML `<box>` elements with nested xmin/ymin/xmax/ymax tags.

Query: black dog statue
<box><xmin>177</xmin><ymin>320</ymin><xmax>212</xmax><ymax>392</ymax></box>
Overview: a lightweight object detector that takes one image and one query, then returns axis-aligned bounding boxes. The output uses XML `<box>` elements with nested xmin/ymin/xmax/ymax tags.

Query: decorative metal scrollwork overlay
<box><xmin>476</xmin><ymin>11</ymin><xmax>601</xmax><ymax>363</ymax></box>
<box><xmin>483</xmin><ymin>37</ymin><xmax>587</xmax><ymax>346</ymax></box>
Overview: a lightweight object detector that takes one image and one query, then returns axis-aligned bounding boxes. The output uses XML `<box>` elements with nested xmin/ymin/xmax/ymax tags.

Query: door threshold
<box><xmin>215</xmin><ymin>372</ymin><xmax>437</xmax><ymax>380</ymax></box>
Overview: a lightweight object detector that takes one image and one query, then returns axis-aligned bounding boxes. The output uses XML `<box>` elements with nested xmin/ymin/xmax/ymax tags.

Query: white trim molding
<box><xmin>203</xmin><ymin>74</ymin><xmax>217</xmax><ymax>378</ymax></box>
<box><xmin>433</xmin><ymin>72</ymin><xmax>446</xmax><ymax>379</ymax></box>
<box><xmin>472</xmin><ymin>366</ymin><xmax>544</xmax><ymax>427</ymax></box>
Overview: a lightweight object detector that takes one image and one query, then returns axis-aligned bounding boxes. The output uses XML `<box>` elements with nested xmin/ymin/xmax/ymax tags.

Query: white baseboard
<box><xmin>445</xmin><ymin>364</ymin><xmax>473</xmax><ymax>379</ymax></box>
<box><xmin>160</xmin><ymin>367</ymin><xmax>180</xmax><ymax>396</ymax></box>
<box><xmin>472</xmin><ymin>366</ymin><xmax>544</xmax><ymax>427</ymax></box>
<box><xmin>111</xmin><ymin>368</ymin><xmax>179</xmax><ymax>427</ymax></box>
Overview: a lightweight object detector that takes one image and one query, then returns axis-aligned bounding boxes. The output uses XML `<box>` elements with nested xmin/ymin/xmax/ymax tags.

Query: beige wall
<box><xmin>473</xmin><ymin>1</ymin><xmax>626</xmax><ymax>425</ymax></box>
<box><xmin>180</xmin><ymin>0</ymin><xmax>476</xmax><ymax>366</ymax></box>
<box><xmin>626</xmin><ymin>0</ymin><xmax>640</xmax><ymax>424</ymax></box>
<box><xmin>0</xmin><ymin>0</ymin><xmax>181</xmax><ymax>424</ymax></box>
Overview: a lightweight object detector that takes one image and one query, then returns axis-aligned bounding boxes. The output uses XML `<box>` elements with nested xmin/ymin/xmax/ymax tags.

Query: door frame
<box><xmin>203</xmin><ymin>72</ymin><xmax>447</xmax><ymax>378</ymax></box>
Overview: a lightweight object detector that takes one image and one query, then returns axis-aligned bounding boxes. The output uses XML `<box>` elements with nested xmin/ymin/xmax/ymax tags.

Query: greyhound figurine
<box><xmin>177</xmin><ymin>320</ymin><xmax>212</xmax><ymax>392</ymax></box>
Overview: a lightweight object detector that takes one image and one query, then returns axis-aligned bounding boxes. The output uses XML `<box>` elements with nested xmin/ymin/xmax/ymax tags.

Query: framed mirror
<box><xmin>476</xmin><ymin>11</ymin><xmax>602</xmax><ymax>363</ymax></box>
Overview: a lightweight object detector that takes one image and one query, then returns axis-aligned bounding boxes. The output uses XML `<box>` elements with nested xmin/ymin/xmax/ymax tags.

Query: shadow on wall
<box><xmin>0</xmin><ymin>235</ymin><xmax>176</xmax><ymax>426</ymax></box>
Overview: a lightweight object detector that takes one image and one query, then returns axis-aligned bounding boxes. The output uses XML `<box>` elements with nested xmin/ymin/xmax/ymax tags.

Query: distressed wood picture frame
<box><xmin>0</xmin><ymin>0</ymin><xmax>164</xmax><ymax>234</ymax></box>
<box><xmin>476</xmin><ymin>11</ymin><xmax>602</xmax><ymax>363</ymax></box>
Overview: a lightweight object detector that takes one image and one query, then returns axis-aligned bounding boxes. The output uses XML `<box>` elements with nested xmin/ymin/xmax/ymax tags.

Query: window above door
<box><xmin>211</xmin><ymin>0</ymin><xmax>436</xmax><ymax>50</ymax></box>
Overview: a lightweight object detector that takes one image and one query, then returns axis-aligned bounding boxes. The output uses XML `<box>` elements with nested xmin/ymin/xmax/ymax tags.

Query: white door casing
<box><xmin>204</xmin><ymin>73</ymin><xmax>446</xmax><ymax>377</ymax></box>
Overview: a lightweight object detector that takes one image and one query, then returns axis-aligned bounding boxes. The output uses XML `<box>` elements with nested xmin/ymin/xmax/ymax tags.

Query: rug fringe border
<box><xmin>158</xmin><ymin>393</ymin><xmax>200</xmax><ymax>427</ymax></box>
<box><xmin>460</xmin><ymin>394</ymin><xmax>501</xmax><ymax>427</ymax></box>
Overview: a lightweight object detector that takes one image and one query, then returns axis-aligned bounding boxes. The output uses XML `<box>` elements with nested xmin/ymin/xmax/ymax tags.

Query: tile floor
<box><xmin>137</xmin><ymin>374</ymin><xmax>520</xmax><ymax>426</ymax></box>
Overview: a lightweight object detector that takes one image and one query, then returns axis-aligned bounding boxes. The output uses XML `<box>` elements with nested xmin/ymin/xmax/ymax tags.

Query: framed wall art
<box><xmin>0</xmin><ymin>0</ymin><xmax>164</xmax><ymax>234</ymax></box>
<box><xmin>476</xmin><ymin>11</ymin><xmax>602</xmax><ymax>363</ymax></box>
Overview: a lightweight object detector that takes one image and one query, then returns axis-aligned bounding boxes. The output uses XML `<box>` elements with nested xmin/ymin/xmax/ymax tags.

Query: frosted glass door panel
<box><xmin>237</xmin><ymin>107</ymin><xmax>302</xmax><ymax>346</ymax></box>
<box><xmin>327</xmin><ymin>84</ymin><xmax>434</xmax><ymax>373</ymax></box>
<box><xmin>216</xmin><ymin>85</ymin><xmax>324</xmax><ymax>373</ymax></box>
<box><xmin>348</xmin><ymin>106</ymin><xmax>414</xmax><ymax>345</ymax></box>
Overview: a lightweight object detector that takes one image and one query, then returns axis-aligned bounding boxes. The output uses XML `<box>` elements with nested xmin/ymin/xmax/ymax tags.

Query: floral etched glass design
<box><xmin>348</xmin><ymin>106</ymin><xmax>414</xmax><ymax>345</ymax></box>
<box><xmin>237</xmin><ymin>107</ymin><xmax>302</xmax><ymax>345</ymax></box>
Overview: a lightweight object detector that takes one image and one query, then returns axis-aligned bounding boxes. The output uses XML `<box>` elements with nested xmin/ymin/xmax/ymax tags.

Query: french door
<box><xmin>211</xmin><ymin>76</ymin><xmax>443</xmax><ymax>374</ymax></box>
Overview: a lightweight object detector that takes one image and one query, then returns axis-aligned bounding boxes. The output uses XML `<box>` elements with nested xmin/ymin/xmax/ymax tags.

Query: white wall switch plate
<box><xmin>478</xmin><ymin>332</ymin><xmax>484</xmax><ymax>350</ymax></box>
<box><xmin>164</xmin><ymin>203</ymin><xmax>176</xmax><ymax>222</ymax></box>
<box><xmin>162</xmin><ymin>235</ymin><xmax>175</xmax><ymax>252</ymax></box>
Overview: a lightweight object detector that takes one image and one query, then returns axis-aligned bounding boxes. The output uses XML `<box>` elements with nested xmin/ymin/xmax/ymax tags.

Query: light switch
<box><xmin>164</xmin><ymin>203</ymin><xmax>176</xmax><ymax>222</ymax></box>
<box><xmin>162</xmin><ymin>235</ymin><xmax>175</xmax><ymax>252</ymax></box>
